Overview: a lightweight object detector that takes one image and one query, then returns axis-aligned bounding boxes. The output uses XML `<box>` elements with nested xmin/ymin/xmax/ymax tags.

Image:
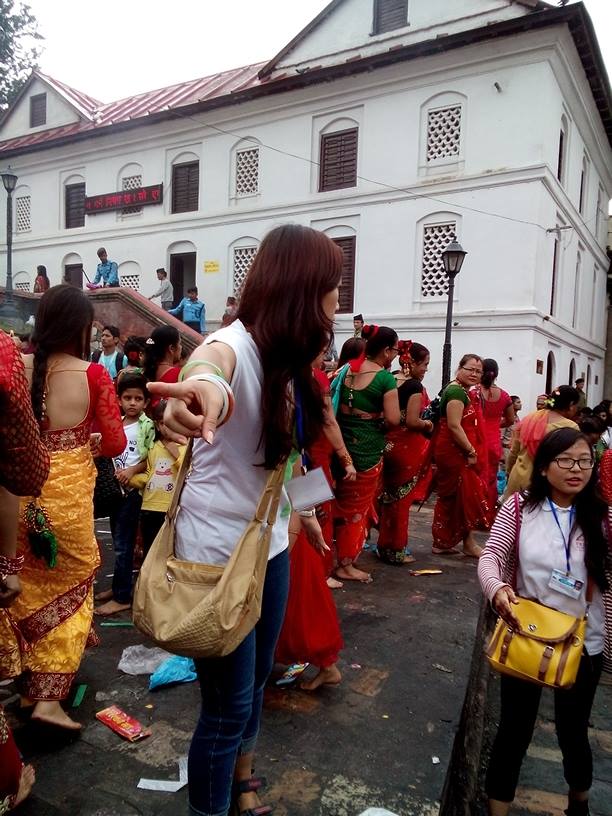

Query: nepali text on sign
<box><xmin>85</xmin><ymin>184</ymin><xmax>163</xmax><ymax>214</ymax></box>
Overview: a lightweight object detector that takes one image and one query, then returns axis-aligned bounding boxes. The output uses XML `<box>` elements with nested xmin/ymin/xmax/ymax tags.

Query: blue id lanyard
<box><xmin>547</xmin><ymin>498</ymin><xmax>576</xmax><ymax>575</ymax></box>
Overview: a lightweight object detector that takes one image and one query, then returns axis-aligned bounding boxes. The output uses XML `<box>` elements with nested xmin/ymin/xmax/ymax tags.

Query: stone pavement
<box><xmin>3</xmin><ymin>501</ymin><xmax>611</xmax><ymax>816</ymax></box>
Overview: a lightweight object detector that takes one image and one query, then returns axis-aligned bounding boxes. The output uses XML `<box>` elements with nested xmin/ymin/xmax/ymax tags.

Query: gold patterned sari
<box><xmin>0</xmin><ymin>422</ymin><xmax>99</xmax><ymax>700</ymax></box>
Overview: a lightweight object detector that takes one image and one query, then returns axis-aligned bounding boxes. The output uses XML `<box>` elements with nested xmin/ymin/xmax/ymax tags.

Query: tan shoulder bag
<box><xmin>133</xmin><ymin>442</ymin><xmax>285</xmax><ymax>658</ymax></box>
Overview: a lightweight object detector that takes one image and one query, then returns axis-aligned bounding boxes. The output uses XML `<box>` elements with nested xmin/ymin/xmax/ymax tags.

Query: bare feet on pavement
<box><xmin>326</xmin><ymin>576</ymin><xmax>343</xmax><ymax>589</ymax></box>
<box><xmin>94</xmin><ymin>588</ymin><xmax>113</xmax><ymax>602</ymax></box>
<box><xmin>14</xmin><ymin>764</ymin><xmax>35</xmax><ymax>807</ymax></box>
<box><xmin>300</xmin><ymin>664</ymin><xmax>342</xmax><ymax>691</ymax></box>
<box><xmin>94</xmin><ymin>599</ymin><xmax>131</xmax><ymax>616</ymax></box>
<box><xmin>32</xmin><ymin>700</ymin><xmax>81</xmax><ymax>731</ymax></box>
<box><xmin>335</xmin><ymin>564</ymin><xmax>372</xmax><ymax>583</ymax></box>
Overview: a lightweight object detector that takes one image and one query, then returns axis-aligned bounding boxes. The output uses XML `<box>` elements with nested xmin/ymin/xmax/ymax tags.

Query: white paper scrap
<box><xmin>138</xmin><ymin>757</ymin><xmax>188</xmax><ymax>792</ymax></box>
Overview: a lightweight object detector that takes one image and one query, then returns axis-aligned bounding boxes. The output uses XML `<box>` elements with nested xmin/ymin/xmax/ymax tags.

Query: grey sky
<box><xmin>24</xmin><ymin>0</ymin><xmax>612</xmax><ymax>102</ymax></box>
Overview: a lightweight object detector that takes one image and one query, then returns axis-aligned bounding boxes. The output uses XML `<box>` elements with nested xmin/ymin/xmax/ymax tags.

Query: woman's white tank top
<box><xmin>175</xmin><ymin>320</ymin><xmax>290</xmax><ymax>565</ymax></box>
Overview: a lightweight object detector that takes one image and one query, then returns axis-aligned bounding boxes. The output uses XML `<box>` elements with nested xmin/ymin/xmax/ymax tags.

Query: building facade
<box><xmin>0</xmin><ymin>0</ymin><xmax>611</xmax><ymax>406</ymax></box>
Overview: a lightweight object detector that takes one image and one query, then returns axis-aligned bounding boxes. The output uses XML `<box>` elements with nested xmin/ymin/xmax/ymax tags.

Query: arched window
<box><xmin>170</xmin><ymin>151</ymin><xmax>199</xmax><ymax>214</ymax></box>
<box><xmin>572</xmin><ymin>251</ymin><xmax>581</xmax><ymax>329</ymax></box>
<box><xmin>14</xmin><ymin>184</ymin><xmax>31</xmax><ymax>233</ymax></box>
<box><xmin>318</xmin><ymin>117</ymin><xmax>359</xmax><ymax>192</ymax></box>
<box><xmin>62</xmin><ymin>252</ymin><xmax>83</xmax><ymax>287</ymax></box>
<box><xmin>586</xmin><ymin>364</ymin><xmax>591</xmax><ymax>398</ymax></box>
<box><xmin>568</xmin><ymin>359</ymin><xmax>576</xmax><ymax>387</ymax></box>
<box><xmin>117</xmin><ymin>162</ymin><xmax>144</xmax><ymax>217</ymax></box>
<box><xmin>545</xmin><ymin>351</ymin><xmax>556</xmax><ymax>394</ymax></box>
<box><xmin>420</xmin><ymin>91</ymin><xmax>466</xmax><ymax>173</ymax></box>
<box><xmin>118</xmin><ymin>261</ymin><xmax>141</xmax><ymax>291</ymax></box>
<box><xmin>64</xmin><ymin>173</ymin><xmax>86</xmax><ymax>229</ymax></box>
<box><xmin>231</xmin><ymin>138</ymin><xmax>261</xmax><ymax>200</ymax></box>
<box><xmin>13</xmin><ymin>271</ymin><xmax>31</xmax><ymax>292</ymax></box>
<box><xmin>578</xmin><ymin>154</ymin><xmax>589</xmax><ymax>215</ymax></box>
<box><xmin>229</xmin><ymin>237</ymin><xmax>259</xmax><ymax>297</ymax></box>
<box><xmin>416</xmin><ymin>211</ymin><xmax>461</xmax><ymax>300</ymax></box>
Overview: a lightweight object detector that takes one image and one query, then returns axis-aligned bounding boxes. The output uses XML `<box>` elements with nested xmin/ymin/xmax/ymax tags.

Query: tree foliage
<box><xmin>0</xmin><ymin>0</ymin><xmax>43</xmax><ymax>112</ymax></box>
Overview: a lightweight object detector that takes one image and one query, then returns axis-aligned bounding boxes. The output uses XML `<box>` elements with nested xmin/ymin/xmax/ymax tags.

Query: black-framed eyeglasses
<box><xmin>461</xmin><ymin>366</ymin><xmax>482</xmax><ymax>375</ymax></box>
<box><xmin>553</xmin><ymin>457</ymin><xmax>594</xmax><ymax>471</ymax></box>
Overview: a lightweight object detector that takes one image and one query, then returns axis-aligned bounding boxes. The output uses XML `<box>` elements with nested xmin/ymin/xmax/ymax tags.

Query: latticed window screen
<box><xmin>235</xmin><ymin>148</ymin><xmax>259</xmax><ymax>196</ymax></box>
<box><xmin>232</xmin><ymin>246</ymin><xmax>258</xmax><ymax>296</ymax></box>
<box><xmin>121</xmin><ymin>274</ymin><xmax>140</xmax><ymax>291</ymax></box>
<box><xmin>15</xmin><ymin>281</ymin><xmax>31</xmax><ymax>292</ymax></box>
<box><xmin>420</xmin><ymin>222</ymin><xmax>456</xmax><ymax>298</ymax></box>
<box><xmin>122</xmin><ymin>174</ymin><xmax>143</xmax><ymax>215</ymax></box>
<box><xmin>427</xmin><ymin>106</ymin><xmax>462</xmax><ymax>162</ymax></box>
<box><xmin>16</xmin><ymin>196</ymin><xmax>31</xmax><ymax>232</ymax></box>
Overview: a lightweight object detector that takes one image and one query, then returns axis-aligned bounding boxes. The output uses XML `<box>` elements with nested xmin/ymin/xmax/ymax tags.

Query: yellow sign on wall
<box><xmin>203</xmin><ymin>260</ymin><xmax>220</xmax><ymax>274</ymax></box>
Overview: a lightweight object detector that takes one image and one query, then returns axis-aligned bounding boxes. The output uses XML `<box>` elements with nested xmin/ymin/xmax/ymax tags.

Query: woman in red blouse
<box><xmin>0</xmin><ymin>286</ymin><xmax>125</xmax><ymax>732</ymax></box>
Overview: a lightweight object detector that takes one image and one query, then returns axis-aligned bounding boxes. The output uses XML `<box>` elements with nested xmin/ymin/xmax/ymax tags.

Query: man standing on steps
<box><xmin>168</xmin><ymin>287</ymin><xmax>206</xmax><ymax>334</ymax></box>
<box><xmin>91</xmin><ymin>248</ymin><xmax>120</xmax><ymax>288</ymax></box>
<box><xmin>92</xmin><ymin>325</ymin><xmax>127</xmax><ymax>380</ymax></box>
<box><xmin>148</xmin><ymin>268</ymin><xmax>174</xmax><ymax>311</ymax></box>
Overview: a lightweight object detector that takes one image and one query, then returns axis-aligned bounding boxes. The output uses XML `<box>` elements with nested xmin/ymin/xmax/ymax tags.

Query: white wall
<box><xmin>0</xmin><ymin>78</ymin><xmax>81</xmax><ymax>142</ymax></box>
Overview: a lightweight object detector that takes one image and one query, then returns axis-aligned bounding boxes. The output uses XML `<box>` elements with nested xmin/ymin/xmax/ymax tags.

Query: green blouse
<box><xmin>339</xmin><ymin>368</ymin><xmax>397</xmax><ymax>471</ymax></box>
<box><xmin>439</xmin><ymin>383</ymin><xmax>469</xmax><ymax>417</ymax></box>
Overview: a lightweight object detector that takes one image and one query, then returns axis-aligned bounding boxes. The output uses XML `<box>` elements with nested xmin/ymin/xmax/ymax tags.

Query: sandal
<box><xmin>232</xmin><ymin>777</ymin><xmax>273</xmax><ymax>816</ymax></box>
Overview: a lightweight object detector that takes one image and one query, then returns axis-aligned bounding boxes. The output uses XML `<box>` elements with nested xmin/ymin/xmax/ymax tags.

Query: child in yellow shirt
<box><xmin>130</xmin><ymin>410</ymin><xmax>186</xmax><ymax>557</ymax></box>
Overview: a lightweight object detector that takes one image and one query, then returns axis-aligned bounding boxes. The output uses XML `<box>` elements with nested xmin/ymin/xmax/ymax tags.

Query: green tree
<box><xmin>0</xmin><ymin>0</ymin><xmax>43</xmax><ymax>112</ymax></box>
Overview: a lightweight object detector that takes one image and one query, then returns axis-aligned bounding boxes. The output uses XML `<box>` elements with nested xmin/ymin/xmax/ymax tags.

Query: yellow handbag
<box><xmin>486</xmin><ymin>597</ymin><xmax>586</xmax><ymax>689</ymax></box>
<box><xmin>133</xmin><ymin>442</ymin><xmax>285</xmax><ymax>658</ymax></box>
<box><xmin>485</xmin><ymin>493</ymin><xmax>590</xmax><ymax>690</ymax></box>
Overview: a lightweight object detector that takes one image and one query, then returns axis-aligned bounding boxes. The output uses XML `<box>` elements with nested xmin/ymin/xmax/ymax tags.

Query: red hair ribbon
<box><xmin>350</xmin><ymin>324</ymin><xmax>379</xmax><ymax>372</ymax></box>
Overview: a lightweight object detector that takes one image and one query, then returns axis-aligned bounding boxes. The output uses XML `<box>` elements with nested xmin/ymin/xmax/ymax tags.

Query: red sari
<box><xmin>432</xmin><ymin>388</ymin><xmax>491</xmax><ymax>550</ymax></box>
<box><xmin>378</xmin><ymin>388</ymin><xmax>432</xmax><ymax>562</ymax></box>
<box><xmin>275</xmin><ymin>367</ymin><xmax>343</xmax><ymax>668</ymax></box>
<box><xmin>275</xmin><ymin>530</ymin><xmax>343</xmax><ymax>668</ymax></box>
<box><xmin>0</xmin><ymin>706</ymin><xmax>22</xmax><ymax>811</ymax></box>
<box><xmin>480</xmin><ymin>387</ymin><xmax>512</xmax><ymax>510</ymax></box>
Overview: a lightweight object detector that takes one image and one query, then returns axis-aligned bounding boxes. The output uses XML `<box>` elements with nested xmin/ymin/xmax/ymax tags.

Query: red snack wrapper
<box><xmin>96</xmin><ymin>705</ymin><xmax>151</xmax><ymax>742</ymax></box>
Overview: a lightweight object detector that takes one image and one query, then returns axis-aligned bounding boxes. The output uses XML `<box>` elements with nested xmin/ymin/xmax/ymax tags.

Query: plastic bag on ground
<box><xmin>117</xmin><ymin>645</ymin><xmax>171</xmax><ymax>676</ymax></box>
<box><xmin>149</xmin><ymin>655</ymin><xmax>197</xmax><ymax>690</ymax></box>
<box><xmin>358</xmin><ymin>810</ymin><xmax>400</xmax><ymax>816</ymax></box>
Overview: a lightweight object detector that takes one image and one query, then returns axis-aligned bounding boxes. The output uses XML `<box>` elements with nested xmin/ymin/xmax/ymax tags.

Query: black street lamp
<box><xmin>0</xmin><ymin>168</ymin><xmax>19</xmax><ymax>324</ymax></box>
<box><xmin>441</xmin><ymin>240</ymin><xmax>467</xmax><ymax>387</ymax></box>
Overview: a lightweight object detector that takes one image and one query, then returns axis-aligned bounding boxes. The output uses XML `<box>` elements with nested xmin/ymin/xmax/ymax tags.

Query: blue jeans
<box><xmin>109</xmin><ymin>489</ymin><xmax>142</xmax><ymax>603</ymax></box>
<box><xmin>188</xmin><ymin>549</ymin><xmax>289</xmax><ymax>816</ymax></box>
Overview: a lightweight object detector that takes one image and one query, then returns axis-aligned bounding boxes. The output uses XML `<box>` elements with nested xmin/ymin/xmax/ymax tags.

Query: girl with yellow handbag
<box><xmin>478</xmin><ymin>428</ymin><xmax>612</xmax><ymax>816</ymax></box>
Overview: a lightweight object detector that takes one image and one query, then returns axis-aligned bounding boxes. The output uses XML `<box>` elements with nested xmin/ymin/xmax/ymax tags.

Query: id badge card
<box><xmin>548</xmin><ymin>568</ymin><xmax>584</xmax><ymax>601</ymax></box>
<box><xmin>285</xmin><ymin>467</ymin><xmax>334</xmax><ymax>512</ymax></box>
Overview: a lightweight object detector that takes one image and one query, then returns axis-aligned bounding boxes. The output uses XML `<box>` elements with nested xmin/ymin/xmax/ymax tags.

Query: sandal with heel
<box><xmin>231</xmin><ymin>777</ymin><xmax>273</xmax><ymax>816</ymax></box>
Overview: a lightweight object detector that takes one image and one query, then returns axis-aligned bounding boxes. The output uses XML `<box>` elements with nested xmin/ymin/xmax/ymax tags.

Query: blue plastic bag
<box><xmin>148</xmin><ymin>655</ymin><xmax>197</xmax><ymax>690</ymax></box>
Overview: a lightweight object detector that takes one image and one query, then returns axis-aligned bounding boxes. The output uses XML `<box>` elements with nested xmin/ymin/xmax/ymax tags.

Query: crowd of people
<box><xmin>0</xmin><ymin>223</ymin><xmax>610</xmax><ymax>816</ymax></box>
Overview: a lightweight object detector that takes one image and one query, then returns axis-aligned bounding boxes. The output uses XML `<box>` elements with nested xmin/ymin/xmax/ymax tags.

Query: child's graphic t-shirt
<box><xmin>113</xmin><ymin>421</ymin><xmax>141</xmax><ymax>470</ymax></box>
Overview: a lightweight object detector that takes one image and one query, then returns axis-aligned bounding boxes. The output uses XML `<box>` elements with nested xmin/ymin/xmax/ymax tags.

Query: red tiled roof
<box><xmin>0</xmin><ymin>63</ymin><xmax>266</xmax><ymax>153</ymax></box>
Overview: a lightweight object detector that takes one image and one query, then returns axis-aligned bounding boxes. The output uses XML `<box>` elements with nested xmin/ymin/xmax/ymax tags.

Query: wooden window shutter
<box><xmin>65</xmin><ymin>183</ymin><xmax>86</xmax><ymax>229</ymax></box>
<box><xmin>319</xmin><ymin>128</ymin><xmax>358</xmax><ymax>192</ymax></box>
<box><xmin>374</xmin><ymin>0</ymin><xmax>408</xmax><ymax>34</ymax></box>
<box><xmin>333</xmin><ymin>236</ymin><xmax>356</xmax><ymax>314</ymax></box>
<box><xmin>30</xmin><ymin>93</ymin><xmax>47</xmax><ymax>127</ymax></box>
<box><xmin>172</xmin><ymin>161</ymin><xmax>199</xmax><ymax>213</ymax></box>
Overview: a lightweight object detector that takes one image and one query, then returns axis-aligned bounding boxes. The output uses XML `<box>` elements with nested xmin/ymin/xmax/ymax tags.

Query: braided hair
<box><xmin>30</xmin><ymin>285</ymin><xmax>94</xmax><ymax>423</ymax></box>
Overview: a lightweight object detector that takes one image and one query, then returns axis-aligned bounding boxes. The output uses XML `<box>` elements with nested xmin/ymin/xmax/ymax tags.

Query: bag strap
<box><xmin>166</xmin><ymin>439</ymin><xmax>193</xmax><ymax>522</ymax></box>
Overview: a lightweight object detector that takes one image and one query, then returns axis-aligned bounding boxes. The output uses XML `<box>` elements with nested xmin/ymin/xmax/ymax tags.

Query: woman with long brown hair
<box><xmin>377</xmin><ymin>340</ymin><xmax>433</xmax><ymax>564</ymax></box>
<box><xmin>431</xmin><ymin>353</ymin><xmax>490</xmax><ymax>557</ymax></box>
<box><xmin>333</xmin><ymin>325</ymin><xmax>400</xmax><ymax>582</ymax></box>
<box><xmin>0</xmin><ymin>286</ymin><xmax>125</xmax><ymax>731</ymax></box>
<box><xmin>148</xmin><ymin>225</ymin><xmax>342</xmax><ymax>816</ymax></box>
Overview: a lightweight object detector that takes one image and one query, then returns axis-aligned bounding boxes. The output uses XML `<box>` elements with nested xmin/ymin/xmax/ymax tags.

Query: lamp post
<box><xmin>441</xmin><ymin>240</ymin><xmax>467</xmax><ymax>387</ymax></box>
<box><xmin>0</xmin><ymin>168</ymin><xmax>19</xmax><ymax>324</ymax></box>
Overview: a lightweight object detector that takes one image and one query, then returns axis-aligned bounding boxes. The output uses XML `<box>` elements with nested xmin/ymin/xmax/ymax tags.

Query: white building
<box><xmin>0</xmin><ymin>0</ymin><xmax>611</xmax><ymax>406</ymax></box>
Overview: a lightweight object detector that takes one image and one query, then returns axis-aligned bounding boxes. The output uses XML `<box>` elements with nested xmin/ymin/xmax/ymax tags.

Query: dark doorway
<box><xmin>64</xmin><ymin>263</ymin><xmax>83</xmax><ymax>288</ymax></box>
<box><xmin>170</xmin><ymin>252</ymin><xmax>196</xmax><ymax>305</ymax></box>
<box><xmin>545</xmin><ymin>351</ymin><xmax>556</xmax><ymax>394</ymax></box>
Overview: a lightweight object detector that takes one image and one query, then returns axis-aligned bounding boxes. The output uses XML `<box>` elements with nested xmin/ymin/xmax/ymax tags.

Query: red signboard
<box><xmin>85</xmin><ymin>183</ymin><xmax>163</xmax><ymax>214</ymax></box>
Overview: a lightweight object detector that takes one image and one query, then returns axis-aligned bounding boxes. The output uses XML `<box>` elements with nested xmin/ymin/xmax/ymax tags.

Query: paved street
<box><xmin>3</xmin><ymin>503</ymin><xmax>611</xmax><ymax>816</ymax></box>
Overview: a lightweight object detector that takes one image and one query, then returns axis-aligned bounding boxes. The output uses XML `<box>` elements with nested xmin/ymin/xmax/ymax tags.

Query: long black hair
<box><xmin>481</xmin><ymin>358</ymin><xmax>499</xmax><ymax>388</ymax></box>
<box><xmin>525</xmin><ymin>427</ymin><xmax>608</xmax><ymax>592</ymax></box>
<box><xmin>31</xmin><ymin>285</ymin><xmax>94</xmax><ymax>422</ymax></box>
<box><xmin>236</xmin><ymin>224</ymin><xmax>343</xmax><ymax>468</ymax></box>
<box><xmin>143</xmin><ymin>325</ymin><xmax>180</xmax><ymax>382</ymax></box>
<box><xmin>362</xmin><ymin>325</ymin><xmax>398</xmax><ymax>358</ymax></box>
